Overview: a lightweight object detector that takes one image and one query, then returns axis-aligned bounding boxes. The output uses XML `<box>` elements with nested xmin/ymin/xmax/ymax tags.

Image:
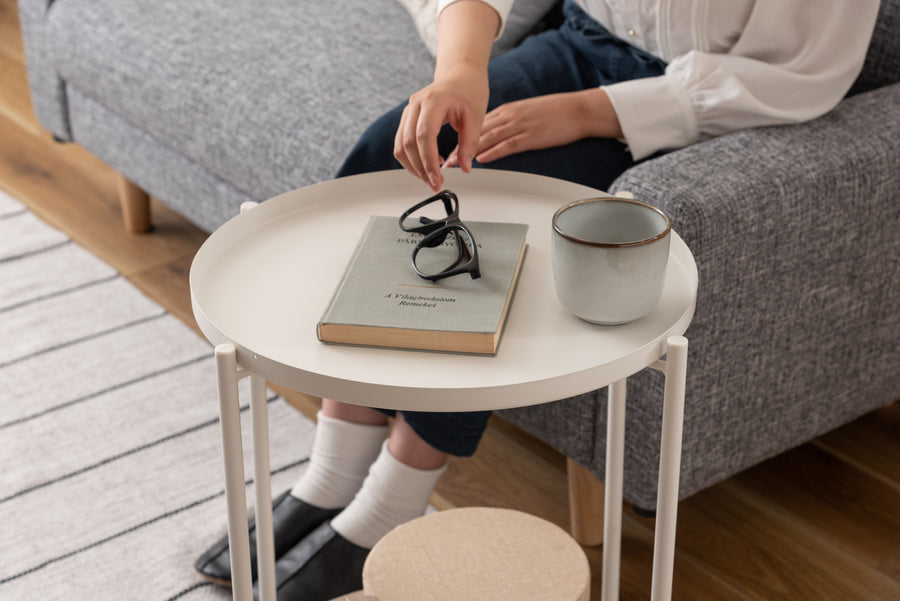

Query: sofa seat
<box><xmin>44</xmin><ymin>0</ymin><xmax>433</xmax><ymax>227</ymax></box>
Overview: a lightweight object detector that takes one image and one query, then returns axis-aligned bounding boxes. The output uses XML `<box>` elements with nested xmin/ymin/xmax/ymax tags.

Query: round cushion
<box><xmin>363</xmin><ymin>507</ymin><xmax>590</xmax><ymax>601</ymax></box>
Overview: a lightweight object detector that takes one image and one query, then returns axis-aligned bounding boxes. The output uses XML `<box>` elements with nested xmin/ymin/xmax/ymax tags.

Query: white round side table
<box><xmin>190</xmin><ymin>169</ymin><xmax>698</xmax><ymax>601</ymax></box>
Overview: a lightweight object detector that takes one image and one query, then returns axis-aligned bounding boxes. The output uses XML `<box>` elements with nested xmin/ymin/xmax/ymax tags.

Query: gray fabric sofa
<box><xmin>19</xmin><ymin>0</ymin><xmax>899</xmax><ymax>524</ymax></box>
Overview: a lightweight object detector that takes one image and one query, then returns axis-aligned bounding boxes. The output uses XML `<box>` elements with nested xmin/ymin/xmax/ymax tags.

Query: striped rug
<box><xmin>0</xmin><ymin>189</ymin><xmax>316</xmax><ymax>600</ymax></box>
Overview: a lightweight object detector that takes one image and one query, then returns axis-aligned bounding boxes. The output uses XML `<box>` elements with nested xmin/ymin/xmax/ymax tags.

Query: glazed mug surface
<box><xmin>551</xmin><ymin>196</ymin><xmax>671</xmax><ymax>325</ymax></box>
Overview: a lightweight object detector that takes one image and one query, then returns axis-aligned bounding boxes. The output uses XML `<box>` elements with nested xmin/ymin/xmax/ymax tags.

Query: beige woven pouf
<box><xmin>359</xmin><ymin>507</ymin><xmax>590</xmax><ymax>601</ymax></box>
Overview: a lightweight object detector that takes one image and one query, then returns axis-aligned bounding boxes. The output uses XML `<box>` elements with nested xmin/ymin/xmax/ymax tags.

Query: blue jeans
<box><xmin>341</xmin><ymin>0</ymin><xmax>667</xmax><ymax>457</ymax></box>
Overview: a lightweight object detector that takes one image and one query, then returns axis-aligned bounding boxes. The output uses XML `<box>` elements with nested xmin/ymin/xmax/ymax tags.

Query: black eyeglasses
<box><xmin>399</xmin><ymin>190</ymin><xmax>481</xmax><ymax>282</ymax></box>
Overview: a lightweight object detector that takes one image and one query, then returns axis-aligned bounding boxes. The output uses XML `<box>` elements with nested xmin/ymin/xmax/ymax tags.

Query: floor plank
<box><xmin>0</xmin><ymin>49</ymin><xmax>41</xmax><ymax>138</ymax></box>
<box><xmin>734</xmin><ymin>442</ymin><xmax>900</xmax><ymax>566</ymax></box>
<box><xmin>814</xmin><ymin>403</ymin><xmax>900</xmax><ymax>487</ymax></box>
<box><xmin>0</xmin><ymin>113</ymin><xmax>208</xmax><ymax>277</ymax></box>
<box><xmin>674</xmin><ymin>480</ymin><xmax>900</xmax><ymax>601</ymax></box>
<box><xmin>599</xmin><ymin>520</ymin><xmax>755</xmax><ymax>601</ymax></box>
<box><xmin>882</xmin><ymin>552</ymin><xmax>900</xmax><ymax>581</ymax></box>
<box><xmin>128</xmin><ymin>252</ymin><xmax>204</xmax><ymax>336</ymax></box>
<box><xmin>0</xmin><ymin>0</ymin><xmax>25</xmax><ymax>63</ymax></box>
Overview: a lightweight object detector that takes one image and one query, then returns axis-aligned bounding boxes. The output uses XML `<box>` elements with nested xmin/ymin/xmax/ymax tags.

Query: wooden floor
<box><xmin>3</xmin><ymin>1</ymin><xmax>899</xmax><ymax>599</ymax></box>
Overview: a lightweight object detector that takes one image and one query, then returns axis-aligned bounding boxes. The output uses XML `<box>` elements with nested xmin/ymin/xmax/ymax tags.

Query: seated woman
<box><xmin>196</xmin><ymin>1</ymin><xmax>879</xmax><ymax>599</ymax></box>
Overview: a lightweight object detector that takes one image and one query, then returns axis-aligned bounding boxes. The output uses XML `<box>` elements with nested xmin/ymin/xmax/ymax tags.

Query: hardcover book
<box><xmin>317</xmin><ymin>216</ymin><xmax>528</xmax><ymax>355</ymax></box>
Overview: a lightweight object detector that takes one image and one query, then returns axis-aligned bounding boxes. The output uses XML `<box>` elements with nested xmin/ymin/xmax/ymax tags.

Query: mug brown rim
<box><xmin>552</xmin><ymin>197</ymin><xmax>672</xmax><ymax>248</ymax></box>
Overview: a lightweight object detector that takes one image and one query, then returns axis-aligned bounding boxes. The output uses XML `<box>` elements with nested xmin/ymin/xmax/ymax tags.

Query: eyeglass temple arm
<box><xmin>400</xmin><ymin>190</ymin><xmax>457</xmax><ymax>221</ymax></box>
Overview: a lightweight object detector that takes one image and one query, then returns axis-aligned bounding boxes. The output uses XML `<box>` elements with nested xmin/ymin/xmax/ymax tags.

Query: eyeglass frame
<box><xmin>398</xmin><ymin>190</ymin><xmax>481</xmax><ymax>282</ymax></box>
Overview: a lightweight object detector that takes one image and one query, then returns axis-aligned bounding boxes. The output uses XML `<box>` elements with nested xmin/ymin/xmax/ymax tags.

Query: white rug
<box><xmin>0</xmin><ymin>189</ymin><xmax>316</xmax><ymax>600</ymax></box>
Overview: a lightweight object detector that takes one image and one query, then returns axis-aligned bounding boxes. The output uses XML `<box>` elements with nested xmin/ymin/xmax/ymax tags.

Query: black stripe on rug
<box><xmin>0</xmin><ymin>393</ymin><xmax>281</xmax><ymax>504</ymax></box>
<box><xmin>0</xmin><ymin>239</ymin><xmax>72</xmax><ymax>264</ymax></box>
<box><xmin>0</xmin><ymin>274</ymin><xmax>120</xmax><ymax>313</ymax></box>
<box><xmin>0</xmin><ymin>458</ymin><xmax>309</xmax><ymax>586</ymax></box>
<box><xmin>163</xmin><ymin>582</ymin><xmax>215</xmax><ymax>601</ymax></box>
<box><xmin>0</xmin><ymin>208</ymin><xmax>29</xmax><ymax>221</ymax></box>
<box><xmin>0</xmin><ymin>310</ymin><xmax>169</xmax><ymax>370</ymax></box>
<box><xmin>0</xmin><ymin>353</ymin><xmax>211</xmax><ymax>430</ymax></box>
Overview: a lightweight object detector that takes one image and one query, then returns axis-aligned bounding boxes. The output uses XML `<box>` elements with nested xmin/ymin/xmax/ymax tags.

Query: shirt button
<box><xmin>627</xmin><ymin>28</ymin><xmax>638</xmax><ymax>37</ymax></box>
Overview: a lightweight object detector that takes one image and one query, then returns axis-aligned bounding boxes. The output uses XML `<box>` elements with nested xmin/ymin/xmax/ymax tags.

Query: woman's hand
<box><xmin>394</xmin><ymin>0</ymin><xmax>499</xmax><ymax>191</ymax></box>
<box><xmin>445</xmin><ymin>88</ymin><xmax>623</xmax><ymax>166</ymax></box>
<box><xmin>394</xmin><ymin>69</ymin><xmax>489</xmax><ymax>191</ymax></box>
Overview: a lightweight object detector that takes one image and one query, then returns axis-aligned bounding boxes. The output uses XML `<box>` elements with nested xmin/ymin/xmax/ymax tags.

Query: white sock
<box><xmin>290</xmin><ymin>412</ymin><xmax>388</xmax><ymax>510</ymax></box>
<box><xmin>331</xmin><ymin>441</ymin><xmax>446</xmax><ymax>549</ymax></box>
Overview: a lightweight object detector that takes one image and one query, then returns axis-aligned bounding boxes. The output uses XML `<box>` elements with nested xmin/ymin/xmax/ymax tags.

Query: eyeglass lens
<box><xmin>413</xmin><ymin>226</ymin><xmax>478</xmax><ymax>280</ymax></box>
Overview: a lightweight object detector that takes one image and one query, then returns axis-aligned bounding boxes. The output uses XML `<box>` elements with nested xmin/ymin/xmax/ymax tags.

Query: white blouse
<box><xmin>438</xmin><ymin>0</ymin><xmax>880</xmax><ymax>160</ymax></box>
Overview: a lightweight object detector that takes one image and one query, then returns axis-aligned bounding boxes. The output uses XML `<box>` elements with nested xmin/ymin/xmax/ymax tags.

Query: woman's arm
<box><xmin>451</xmin><ymin>0</ymin><xmax>880</xmax><ymax>165</ymax></box>
<box><xmin>606</xmin><ymin>0</ymin><xmax>881</xmax><ymax>160</ymax></box>
<box><xmin>393</xmin><ymin>0</ymin><xmax>502</xmax><ymax>190</ymax></box>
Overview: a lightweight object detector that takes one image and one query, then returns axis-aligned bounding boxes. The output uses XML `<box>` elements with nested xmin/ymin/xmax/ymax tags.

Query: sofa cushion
<box><xmin>46</xmin><ymin>0</ymin><xmax>435</xmax><ymax>202</ymax></box>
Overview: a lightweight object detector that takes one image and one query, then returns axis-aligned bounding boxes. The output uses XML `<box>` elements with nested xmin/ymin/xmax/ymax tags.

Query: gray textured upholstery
<box><xmin>67</xmin><ymin>88</ymin><xmax>255</xmax><ymax>231</ymax></box>
<box><xmin>27</xmin><ymin>0</ymin><xmax>435</xmax><ymax>229</ymax></box>
<box><xmin>18</xmin><ymin>0</ymin><xmax>900</xmax><ymax>509</ymax></box>
<box><xmin>18</xmin><ymin>0</ymin><xmax>71</xmax><ymax>139</ymax></box>
<box><xmin>501</xmin><ymin>82</ymin><xmax>900</xmax><ymax>507</ymax></box>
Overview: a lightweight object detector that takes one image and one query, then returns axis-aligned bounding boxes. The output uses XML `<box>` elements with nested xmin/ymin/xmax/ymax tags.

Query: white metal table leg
<box><xmin>250</xmin><ymin>373</ymin><xmax>276</xmax><ymax>601</ymax></box>
<box><xmin>215</xmin><ymin>344</ymin><xmax>253</xmax><ymax>601</ymax></box>
<box><xmin>602</xmin><ymin>378</ymin><xmax>627</xmax><ymax>601</ymax></box>
<box><xmin>650</xmin><ymin>336</ymin><xmax>688</xmax><ymax>601</ymax></box>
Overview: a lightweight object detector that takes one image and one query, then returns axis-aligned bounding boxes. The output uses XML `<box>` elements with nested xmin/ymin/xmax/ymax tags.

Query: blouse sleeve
<box><xmin>437</xmin><ymin>0</ymin><xmax>515</xmax><ymax>39</ymax></box>
<box><xmin>604</xmin><ymin>0</ymin><xmax>881</xmax><ymax>161</ymax></box>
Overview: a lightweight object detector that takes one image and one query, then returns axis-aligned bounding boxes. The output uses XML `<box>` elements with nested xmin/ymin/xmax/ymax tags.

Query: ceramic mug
<box><xmin>551</xmin><ymin>196</ymin><xmax>671</xmax><ymax>325</ymax></box>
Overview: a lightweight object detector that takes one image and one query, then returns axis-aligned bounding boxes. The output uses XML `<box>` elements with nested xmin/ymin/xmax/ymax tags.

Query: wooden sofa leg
<box><xmin>567</xmin><ymin>457</ymin><xmax>605</xmax><ymax>546</ymax></box>
<box><xmin>116</xmin><ymin>173</ymin><xmax>151</xmax><ymax>232</ymax></box>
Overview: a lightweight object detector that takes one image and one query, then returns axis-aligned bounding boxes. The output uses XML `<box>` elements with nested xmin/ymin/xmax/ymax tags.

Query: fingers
<box><xmin>468</xmin><ymin>97</ymin><xmax>574</xmax><ymax>164</ymax></box>
<box><xmin>394</xmin><ymin>103</ymin><xmax>429</xmax><ymax>189</ymax></box>
<box><xmin>442</xmin><ymin>94</ymin><xmax>593</xmax><ymax>172</ymax></box>
<box><xmin>393</xmin><ymin>77</ymin><xmax>489</xmax><ymax>188</ymax></box>
<box><xmin>443</xmin><ymin>107</ymin><xmax>507</xmax><ymax>168</ymax></box>
<box><xmin>452</xmin><ymin>110</ymin><xmax>478</xmax><ymax>174</ymax></box>
<box><xmin>417</xmin><ymin>103</ymin><xmax>445</xmax><ymax>189</ymax></box>
<box><xmin>394</xmin><ymin>93</ymin><xmax>447</xmax><ymax>191</ymax></box>
<box><xmin>476</xmin><ymin>135</ymin><xmax>524</xmax><ymax>164</ymax></box>
<box><xmin>469</xmin><ymin>106</ymin><xmax>519</xmax><ymax>164</ymax></box>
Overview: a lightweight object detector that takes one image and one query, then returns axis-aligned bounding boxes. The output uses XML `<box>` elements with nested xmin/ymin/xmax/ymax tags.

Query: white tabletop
<box><xmin>190</xmin><ymin>169</ymin><xmax>697</xmax><ymax>411</ymax></box>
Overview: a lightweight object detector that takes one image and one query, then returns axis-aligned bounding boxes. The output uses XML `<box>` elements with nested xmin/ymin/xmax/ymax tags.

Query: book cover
<box><xmin>317</xmin><ymin>215</ymin><xmax>528</xmax><ymax>355</ymax></box>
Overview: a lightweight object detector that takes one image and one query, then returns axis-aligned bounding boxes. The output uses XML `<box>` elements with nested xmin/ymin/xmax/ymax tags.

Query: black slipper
<box><xmin>195</xmin><ymin>490</ymin><xmax>342</xmax><ymax>586</ymax></box>
<box><xmin>256</xmin><ymin>522</ymin><xmax>369</xmax><ymax>601</ymax></box>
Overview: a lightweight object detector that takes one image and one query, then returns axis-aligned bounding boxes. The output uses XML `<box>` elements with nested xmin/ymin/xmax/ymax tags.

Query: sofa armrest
<box><xmin>611</xmin><ymin>82</ymin><xmax>900</xmax><ymax>263</ymax></box>
<box><xmin>603</xmin><ymin>82</ymin><xmax>900</xmax><ymax>503</ymax></box>
<box><xmin>610</xmin><ymin>82</ymin><xmax>900</xmax><ymax>319</ymax></box>
<box><xmin>18</xmin><ymin>0</ymin><xmax>71</xmax><ymax>140</ymax></box>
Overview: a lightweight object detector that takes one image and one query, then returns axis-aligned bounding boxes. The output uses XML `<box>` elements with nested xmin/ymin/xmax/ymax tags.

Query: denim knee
<box><xmin>374</xmin><ymin>409</ymin><xmax>492</xmax><ymax>457</ymax></box>
<box><xmin>336</xmin><ymin>105</ymin><xmax>405</xmax><ymax>178</ymax></box>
